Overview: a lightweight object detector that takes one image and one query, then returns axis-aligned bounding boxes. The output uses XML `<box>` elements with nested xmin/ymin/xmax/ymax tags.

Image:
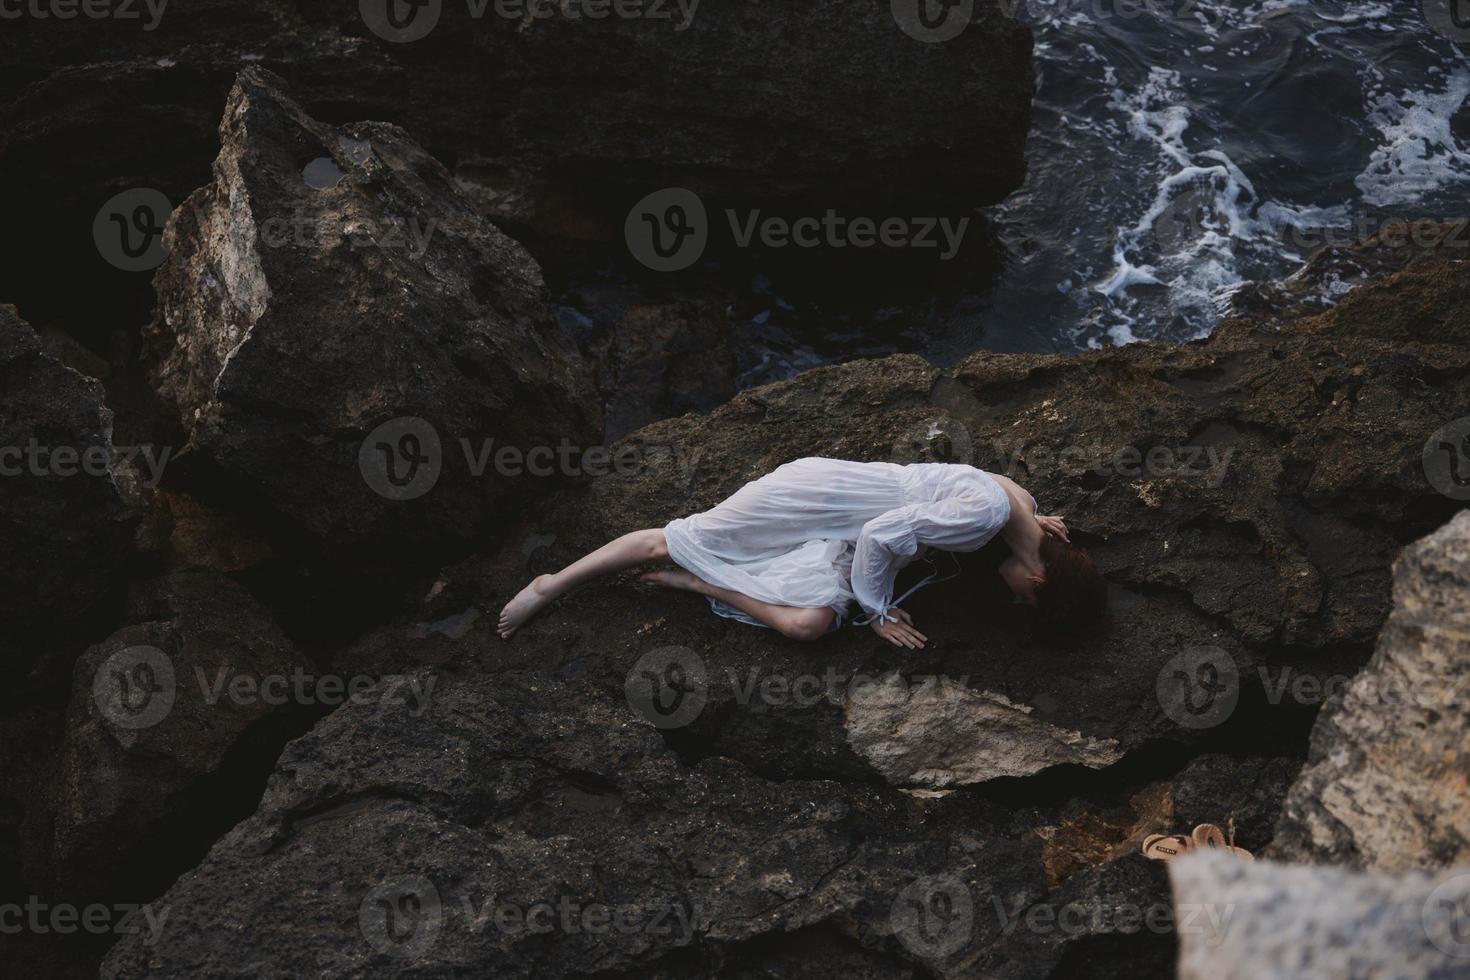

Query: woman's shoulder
<box><xmin>968</xmin><ymin>467</ymin><xmax>1013</xmax><ymax>505</ymax></box>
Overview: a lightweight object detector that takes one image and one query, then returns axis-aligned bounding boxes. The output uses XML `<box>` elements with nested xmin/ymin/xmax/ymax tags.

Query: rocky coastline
<box><xmin>2</xmin><ymin>6</ymin><xmax>1468</xmax><ymax>978</ymax></box>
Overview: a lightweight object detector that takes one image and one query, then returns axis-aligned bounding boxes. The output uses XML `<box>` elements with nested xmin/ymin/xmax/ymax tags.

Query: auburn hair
<box><xmin>1035</xmin><ymin>536</ymin><xmax>1110</xmax><ymax>639</ymax></box>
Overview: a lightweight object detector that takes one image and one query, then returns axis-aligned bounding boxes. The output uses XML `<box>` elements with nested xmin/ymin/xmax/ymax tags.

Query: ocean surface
<box><xmin>944</xmin><ymin>0</ymin><xmax>1470</xmax><ymax>356</ymax></box>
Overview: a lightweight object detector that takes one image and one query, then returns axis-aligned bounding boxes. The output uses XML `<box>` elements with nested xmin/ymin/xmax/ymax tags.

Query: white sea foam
<box><xmin>959</xmin><ymin>0</ymin><xmax>1469</xmax><ymax>358</ymax></box>
<box><xmin>1090</xmin><ymin>53</ymin><xmax>1368</xmax><ymax>347</ymax></box>
<box><xmin>1356</xmin><ymin>70</ymin><xmax>1470</xmax><ymax>207</ymax></box>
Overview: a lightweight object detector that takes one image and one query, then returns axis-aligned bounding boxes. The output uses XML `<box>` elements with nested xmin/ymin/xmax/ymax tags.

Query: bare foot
<box><xmin>497</xmin><ymin>574</ymin><xmax>556</xmax><ymax>639</ymax></box>
<box><xmin>639</xmin><ymin>568</ymin><xmax>708</xmax><ymax>594</ymax></box>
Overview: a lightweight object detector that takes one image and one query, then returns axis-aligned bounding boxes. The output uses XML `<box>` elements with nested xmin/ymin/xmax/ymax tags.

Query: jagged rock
<box><xmin>844</xmin><ymin>674</ymin><xmax>1123</xmax><ymax>788</ymax></box>
<box><xmin>70</xmin><ymin>189</ymin><xmax>1470</xmax><ymax>980</ymax></box>
<box><xmin>962</xmin><ymin>854</ymin><xmax>1177</xmax><ymax>980</ymax></box>
<box><xmin>1225</xmin><ymin>219</ymin><xmax>1469</xmax><ymax>326</ymax></box>
<box><xmin>581</xmin><ymin>296</ymin><xmax>739</xmax><ymax>442</ymax></box>
<box><xmin>0</xmin><ymin>1</ymin><xmax>1033</xmax><ymax>332</ymax></box>
<box><xmin>0</xmin><ymin>306</ymin><xmax>141</xmax><ymax>648</ymax></box>
<box><xmin>1170</xmin><ymin>850</ymin><xmax>1470</xmax><ymax>980</ymax></box>
<box><xmin>33</xmin><ymin>569</ymin><xmax>312</xmax><ymax>901</ymax></box>
<box><xmin>101</xmin><ymin>668</ymin><xmax>1056</xmax><ymax>979</ymax></box>
<box><xmin>440</xmin><ymin>242</ymin><xmax>1470</xmax><ymax>786</ymax></box>
<box><xmin>1270</xmin><ymin>512</ymin><xmax>1470</xmax><ymax>871</ymax></box>
<box><xmin>143</xmin><ymin>68</ymin><xmax>600</xmax><ymax>549</ymax></box>
<box><xmin>1</xmin><ymin>0</ymin><xmax>1033</xmax><ymax>209</ymax></box>
<box><xmin>1168</xmin><ymin>754</ymin><xmax>1300</xmax><ymax>857</ymax></box>
<box><xmin>157</xmin><ymin>491</ymin><xmax>275</xmax><ymax>574</ymax></box>
<box><xmin>301</xmin><ymin>242</ymin><xmax>1470</xmax><ymax>799</ymax></box>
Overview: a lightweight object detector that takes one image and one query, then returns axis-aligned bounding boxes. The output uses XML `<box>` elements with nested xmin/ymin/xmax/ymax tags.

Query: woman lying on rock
<box><xmin>497</xmin><ymin>457</ymin><xmax>1107</xmax><ymax>648</ymax></box>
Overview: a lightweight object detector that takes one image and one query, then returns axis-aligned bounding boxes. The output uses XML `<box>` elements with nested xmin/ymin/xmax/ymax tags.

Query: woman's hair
<box><xmin>1036</xmin><ymin>536</ymin><xmax>1109</xmax><ymax>638</ymax></box>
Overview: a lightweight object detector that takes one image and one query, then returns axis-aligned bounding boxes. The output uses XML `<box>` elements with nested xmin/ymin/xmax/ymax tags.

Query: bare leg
<box><xmin>498</xmin><ymin>529</ymin><xmax>668</xmax><ymax>638</ymax></box>
<box><xmin>640</xmin><ymin>569</ymin><xmax>835</xmax><ymax>641</ymax></box>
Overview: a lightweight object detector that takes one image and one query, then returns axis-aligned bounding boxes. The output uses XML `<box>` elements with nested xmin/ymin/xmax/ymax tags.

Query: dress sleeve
<box><xmin>852</xmin><ymin>487</ymin><xmax>1011</xmax><ymax>623</ymax></box>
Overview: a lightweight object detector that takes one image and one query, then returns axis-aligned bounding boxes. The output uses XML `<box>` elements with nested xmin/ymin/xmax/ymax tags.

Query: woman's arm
<box><xmin>852</xmin><ymin>490</ymin><xmax>1010</xmax><ymax>647</ymax></box>
<box><xmin>852</xmin><ymin>505</ymin><xmax>919</xmax><ymax>628</ymax></box>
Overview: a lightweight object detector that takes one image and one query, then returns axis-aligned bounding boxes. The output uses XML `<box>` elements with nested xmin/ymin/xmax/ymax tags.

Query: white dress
<box><xmin>663</xmin><ymin>457</ymin><xmax>1013</xmax><ymax>630</ymax></box>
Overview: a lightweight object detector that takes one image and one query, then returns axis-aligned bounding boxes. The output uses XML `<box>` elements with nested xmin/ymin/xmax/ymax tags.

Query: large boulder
<box><xmin>0</xmin><ymin>1</ymin><xmax>1034</xmax><ymax>331</ymax></box>
<box><xmin>425</xmin><ymin>241</ymin><xmax>1470</xmax><ymax>786</ymax></box>
<box><xmin>0</xmin><ymin>0</ymin><xmax>1031</xmax><ymax>209</ymax></box>
<box><xmin>0</xmin><ymin>306</ymin><xmax>142</xmax><ymax>648</ymax></box>
<box><xmin>96</xmin><ymin>661</ymin><xmax>1314</xmax><ymax>979</ymax></box>
<box><xmin>100</xmin><ymin>668</ymin><xmax>1053</xmax><ymax>979</ymax></box>
<box><xmin>143</xmin><ymin>67</ymin><xmax>600</xmax><ymax>550</ymax></box>
<box><xmin>1170</xmin><ymin>850</ymin><xmax>1470</xmax><ymax>980</ymax></box>
<box><xmin>1270</xmin><ymin>512</ymin><xmax>1470</xmax><ymax>870</ymax></box>
<box><xmin>30</xmin><ymin>570</ymin><xmax>314</xmax><ymax>902</ymax></box>
<box><xmin>96</xmin><ymin>230</ymin><xmax>1470</xmax><ymax>980</ymax></box>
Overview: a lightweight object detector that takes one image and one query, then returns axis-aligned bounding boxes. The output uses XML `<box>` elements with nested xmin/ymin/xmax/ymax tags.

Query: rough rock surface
<box><xmin>0</xmin><ymin>1</ymin><xmax>1034</xmax><ymax>333</ymax></box>
<box><xmin>1169</xmin><ymin>754</ymin><xmax>1300</xmax><ymax>857</ymax></box>
<box><xmin>433</xmin><ymin>240</ymin><xmax>1470</xmax><ymax>784</ymax></box>
<box><xmin>576</xmin><ymin>295</ymin><xmax>740</xmax><ymax>442</ymax></box>
<box><xmin>0</xmin><ymin>0</ymin><xmax>1032</xmax><ymax>208</ymax></box>
<box><xmin>0</xmin><ymin>306</ymin><xmax>141</xmax><ymax>648</ymax></box>
<box><xmin>98</xmin><ymin>234</ymin><xmax>1469</xmax><ymax>978</ymax></box>
<box><xmin>101</xmin><ymin>669</ymin><xmax>1053</xmax><ymax>979</ymax></box>
<box><xmin>31</xmin><ymin>570</ymin><xmax>311</xmax><ymax>901</ymax></box>
<box><xmin>144</xmin><ymin>68</ymin><xmax>599</xmax><ymax>549</ymax></box>
<box><xmin>844</xmin><ymin>674</ymin><xmax>1123</xmax><ymax>787</ymax></box>
<box><xmin>1270</xmin><ymin>511</ymin><xmax>1470</xmax><ymax>871</ymax></box>
<box><xmin>1170</xmin><ymin>850</ymin><xmax>1470</xmax><ymax>980</ymax></box>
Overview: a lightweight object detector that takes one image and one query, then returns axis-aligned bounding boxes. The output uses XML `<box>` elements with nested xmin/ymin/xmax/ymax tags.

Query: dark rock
<box><xmin>1224</xmin><ymin>218</ymin><xmax>1470</xmax><ymax>326</ymax></box>
<box><xmin>1168</xmin><ymin>754</ymin><xmax>1299</xmax><ymax>856</ymax></box>
<box><xmin>0</xmin><ymin>1</ymin><xmax>1034</xmax><ymax>331</ymax></box>
<box><xmin>975</xmin><ymin>855</ymin><xmax>1176</xmax><ymax>980</ymax></box>
<box><xmin>583</xmin><ymin>296</ymin><xmax>739</xmax><ymax>442</ymax></box>
<box><xmin>100</xmin><ymin>668</ymin><xmax>1052</xmax><ymax>979</ymax></box>
<box><xmin>0</xmin><ymin>306</ymin><xmax>142</xmax><ymax>649</ymax></box>
<box><xmin>34</xmin><ymin>189</ymin><xmax>1470</xmax><ymax>980</ymax></box>
<box><xmin>143</xmin><ymin>67</ymin><xmax>600</xmax><ymax>550</ymax></box>
<box><xmin>1</xmin><ymin>0</ymin><xmax>1032</xmax><ymax>211</ymax></box>
<box><xmin>97</xmin><ymin>231</ymin><xmax>1470</xmax><ymax>980</ymax></box>
<box><xmin>1270</xmin><ymin>512</ymin><xmax>1470</xmax><ymax>871</ymax></box>
<box><xmin>156</xmin><ymin>490</ymin><xmax>275</xmax><ymax>574</ymax></box>
<box><xmin>445</xmin><ymin>241</ymin><xmax>1470</xmax><ymax>785</ymax></box>
<box><xmin>30</xmin><ymin>569</ymin><xmax>314</xmax><ymax>903</ymax></box>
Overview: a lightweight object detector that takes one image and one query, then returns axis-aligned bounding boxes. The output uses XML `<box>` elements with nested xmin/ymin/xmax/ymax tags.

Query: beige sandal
<box><xmin>1224</xmin><ymin>818</ymin><xmax>1255</xmax><ymax>861</ymax></box>
<box><xmin>1143</xmin><ymin>819</ymin><xmax>1254</xmax><ymax>862</ymax></box>
<box><xmin>1191</xmin><ymin>823</ymin><xmax>1227</xmax><ymax>849</ymax></box>
<box><xmin>1141</xmin><ymin>833</ymin><xmax>1193</xmax><ymax>862</ymax></box>
<box><xmin>1190</xmin><ymin>820</ymin><xmax>1255</xmax><ymax>861</ymax></box>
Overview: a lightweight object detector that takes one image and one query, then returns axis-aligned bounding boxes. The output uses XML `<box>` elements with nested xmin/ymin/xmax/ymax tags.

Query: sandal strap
<box><xmin>1142</xmin><ymin>834</ymin><xmax>1193</xmax><ymax>861</ymax></box>
<box><xmin>1191</xmin><ymin>823</ymin><xmax>1227</xmax><ymax>849</ymax></box>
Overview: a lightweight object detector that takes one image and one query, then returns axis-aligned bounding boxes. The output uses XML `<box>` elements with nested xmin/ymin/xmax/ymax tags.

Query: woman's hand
<box><xmin>871</xmin><ymin>608</ymin><xmax>927</xmax><ymax>649</ymax></box>
<box><xmin>1036</xmin><ymin>514</ymin><xmax>1070</xmax><ymax>543</ymax></box>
